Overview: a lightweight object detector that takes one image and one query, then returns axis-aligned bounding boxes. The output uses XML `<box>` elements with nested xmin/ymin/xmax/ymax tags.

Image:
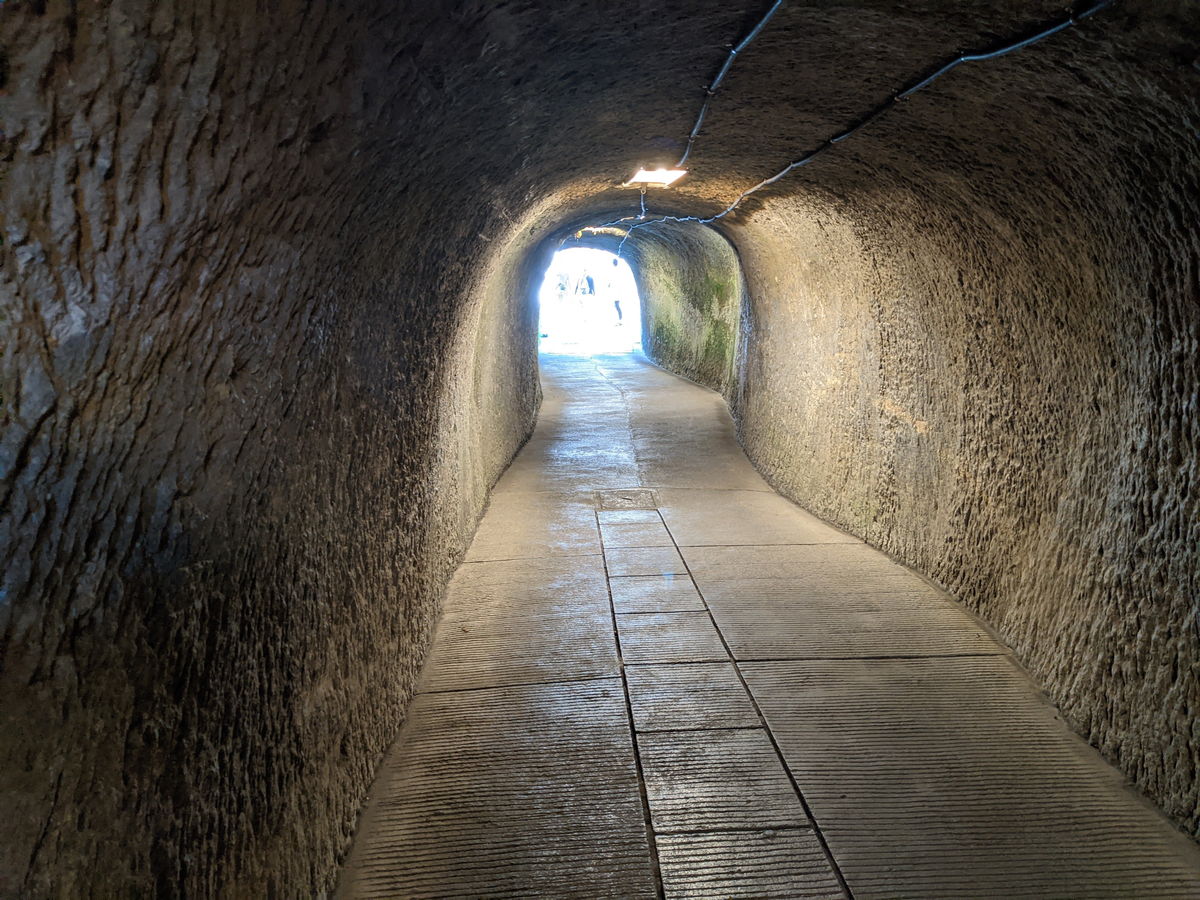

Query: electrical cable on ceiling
<box><xmin>598</xmin><ymin>0</ymin><xmax>1115</xmax><ymax>249</ymax></box>
<box><xmin>677</xmin><ymin>0</ymin><xmax>788</xmax><ymax>167</ymax></box>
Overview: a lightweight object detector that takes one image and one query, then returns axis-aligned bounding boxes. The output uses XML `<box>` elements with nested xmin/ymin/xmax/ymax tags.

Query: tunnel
<box><xmin>1</xmin><ymin>0</ymin><xmax>1198</xmax><ymax>895</ymax></box>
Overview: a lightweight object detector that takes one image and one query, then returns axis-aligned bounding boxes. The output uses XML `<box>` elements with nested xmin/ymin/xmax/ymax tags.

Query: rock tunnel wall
<box><xmin>634</xmin><ymin>226</ymin><xmax>745</xmax><ymax>398</ymax></box>
<box><xmin>2</xmin><ymin>0</ymin><xmax>1198</xmax><ymax>894</ymax></box>
<box><xmin>0</xmin><ymin>3</ymin><xmax>545</xmax><ymax>895</ymax></box>
<box><xmin>637</xmin><ymin>75</ymin><xmax>1200</xmax><ymax>841</ymax></box>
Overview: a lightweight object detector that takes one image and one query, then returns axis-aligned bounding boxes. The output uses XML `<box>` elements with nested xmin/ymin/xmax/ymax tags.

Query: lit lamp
<box><xmin>622</xmin><ymin>167</ymin><xmax>687</xmax><ymax>188</ymax></box>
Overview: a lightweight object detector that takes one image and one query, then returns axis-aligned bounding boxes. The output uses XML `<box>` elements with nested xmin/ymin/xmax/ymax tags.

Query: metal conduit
<box><xmin>601</xmin><ymin>0</ymin><xmax>1115</xmax><ymax>249</ymax></box>
<box><xmin>677</xmin><ymin>0</ymin><xmax>788</xmax><ymax>167</ymax></box>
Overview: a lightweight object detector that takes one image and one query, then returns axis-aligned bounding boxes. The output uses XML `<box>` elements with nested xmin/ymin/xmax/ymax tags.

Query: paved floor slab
<box><xmin>610</xmin><ymin>574</ymin><xmax>705</xmax><ymax>613</ymax></box>
<box><xmin>600</xmin><ymin>519</ymin><xmax>675</xmax><ymax>547</ymax></box>
<box><xmin>616</xmin><ymin>611</ymin><xmax>727</xmax><ymax>663</ymax></box>
<box><xmin>597</xmin><ymin>508</ymin><xmax>663</xmax><ymax>524</ymax></box>
<box><xmin>656</xmin><ymin>829</ymin><xmax>843</xmax><ymax>900</ymax></box>
<box><xmin>418</xmin><ymin>609</ymin><xmax>619</xmax><ymax>691</ymax></box>
<box><xmin>625</xmin><ymin>662</ymin><xmax>760</xmax><ymax>731</ymax></box>
<box><xmin>593</xmin><ymin>358</ymin><xmax>771</xmax><ymax>493</ymax></box>
<box><xmin>495</xmin><ymin>379</ymin><xmax>641</xmax><ymax>493</ymax></box>
<box><xmin>682</xmin><ymin>543</ymin><xmax>909</xmax><ymax>580</ymax></box>
<box><xmin>741</xmin><ymin>656</ymin><xmax>1200</xmax><ymax>898</ymax></box>
<box><xmin>605</xmin><ymin>545</ymin><xmax>688</xmax><ymax>576</ymax></box>
<box><xmin>336</xmin><ymin>679</ymin><xmax>657</xmax><ymax>898</ymax></box>
<box><xmin>708</xmin><ymin>597</ymin><xmax>996</xmax><ymax>659</ymax></box>
<box><xmin>497</xmin><ymin>435</ymin><xmax>639</xmax><ymax>492</ymax></box>
<box><xmin>659</xmin><ymin>488</ymin><xmax>856</xmax><ymax>547</ymax></box>
<box><xmin>596</xmin><ymin>487</ymin><xmax>660</xmax><ymax>509</ymax></box>
<box><xmin>443</xmin><ymin>555</ymin><xmax>609</xmax><ymax>622</ymax></box>
<box><xmin>465</xmin><ymin>491</ymin><xmax>600</xmax><ymax>561</ymax></box>
<box><xmin>695</xmin><ymin>570</ymin><xmax>947</xmax><ymax>598</ymax></box>
<box><xmin>639</xmin><ymin>728</ymin><xmax>809</xmax><ymax>832</ymax></box>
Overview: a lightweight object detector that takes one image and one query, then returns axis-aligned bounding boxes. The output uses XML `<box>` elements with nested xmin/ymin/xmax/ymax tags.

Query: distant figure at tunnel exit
<box><xmin>610</xmin><ymin>257</ymin><xmax>623</xmax><ymax>323</ymax></box>
<box><xmin>537</xmin><ymin>247</ymin><xmax>641</xmax><ymax>354</ymax></box>
<box><xmin>575</xmin><ymin>270</ymin><xmax>595</xmax><ymax>296</ymax></box>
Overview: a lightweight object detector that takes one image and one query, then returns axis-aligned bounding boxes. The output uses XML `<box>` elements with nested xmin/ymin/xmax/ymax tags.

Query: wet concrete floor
<box><xmin>338</xmin><ymin>353</ymin><xmax>1200</xmax><ymax>898</ymax></box>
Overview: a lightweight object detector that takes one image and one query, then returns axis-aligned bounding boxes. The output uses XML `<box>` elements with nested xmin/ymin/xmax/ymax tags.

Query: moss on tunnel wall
<box><xmin>636</xmin><ymin>225</ymin><xmax>744</xmax><ymax>398</ymax></box>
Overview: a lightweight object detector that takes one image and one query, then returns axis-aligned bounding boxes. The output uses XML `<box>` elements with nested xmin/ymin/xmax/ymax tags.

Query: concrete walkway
<box><xmin>337</xmin><ymin>354</ymin><xmax>1200</xmax><ymax>899</ymax></box>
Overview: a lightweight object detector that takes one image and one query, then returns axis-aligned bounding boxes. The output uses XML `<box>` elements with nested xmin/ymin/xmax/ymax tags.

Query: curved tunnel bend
<box><xmin>0</xmin><ymin>0</ymin><xmax>1198</xmax><ymax>895</ymax></box>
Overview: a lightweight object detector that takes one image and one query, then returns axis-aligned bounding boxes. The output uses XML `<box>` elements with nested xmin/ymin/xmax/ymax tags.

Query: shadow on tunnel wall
<box><xmin>0</xmin><ymin>3</ymin><xmax>556</xmax><ymax>893</ymax></box>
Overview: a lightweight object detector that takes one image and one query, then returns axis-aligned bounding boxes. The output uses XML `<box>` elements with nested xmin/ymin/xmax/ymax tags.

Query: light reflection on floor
<box><xmin>538</xmin><ymin>247</ymin><xmax>642</xmax><ymax>355</ymax></box>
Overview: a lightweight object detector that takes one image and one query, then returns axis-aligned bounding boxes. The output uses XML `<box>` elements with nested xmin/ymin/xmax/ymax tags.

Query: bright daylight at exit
<box><xmin>537</xmin><ymin>247</ymin><xmax>642</xmax><ymax>355</ymax></box>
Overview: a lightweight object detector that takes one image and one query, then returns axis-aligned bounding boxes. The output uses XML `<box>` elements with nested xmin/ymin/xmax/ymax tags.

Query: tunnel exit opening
<box><xmin>537</xmin><ymin>247</ymin><xmax>641</xmax><ymax>355</ymax></box>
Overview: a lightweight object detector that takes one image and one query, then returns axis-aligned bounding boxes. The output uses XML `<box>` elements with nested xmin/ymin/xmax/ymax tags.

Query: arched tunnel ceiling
<box><xmin>392</xmin><ymin>0</ymin><xmax>1192</xmax><ymax>242</ymax></box>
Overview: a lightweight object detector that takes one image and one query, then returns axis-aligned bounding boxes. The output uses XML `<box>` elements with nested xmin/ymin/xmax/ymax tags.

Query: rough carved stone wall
<box><xmin>2</xmin><ymin>0</ymin><xmax>1197</xmax><ymax>894</ymax></box>
<box><xmin>633</xmin><ymin>225</ymin><xmax>745</xmax><ymax>397</ymax></box>
<box><xmin>0</xmin><ymin>2</ymin><xmax>552</xmax><ymax>894</ymax></box>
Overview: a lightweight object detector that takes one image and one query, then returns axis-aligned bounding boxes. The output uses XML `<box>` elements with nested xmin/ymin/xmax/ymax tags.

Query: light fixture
<box><xmin>579</xmin><ymin>226</ymin><xmax>629</xmax><ymax>237</ymax></box>
<box><xmin>622</xmin><ymin>167</ymin><xmax>688</xmax><ymax>188</ymax></box>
